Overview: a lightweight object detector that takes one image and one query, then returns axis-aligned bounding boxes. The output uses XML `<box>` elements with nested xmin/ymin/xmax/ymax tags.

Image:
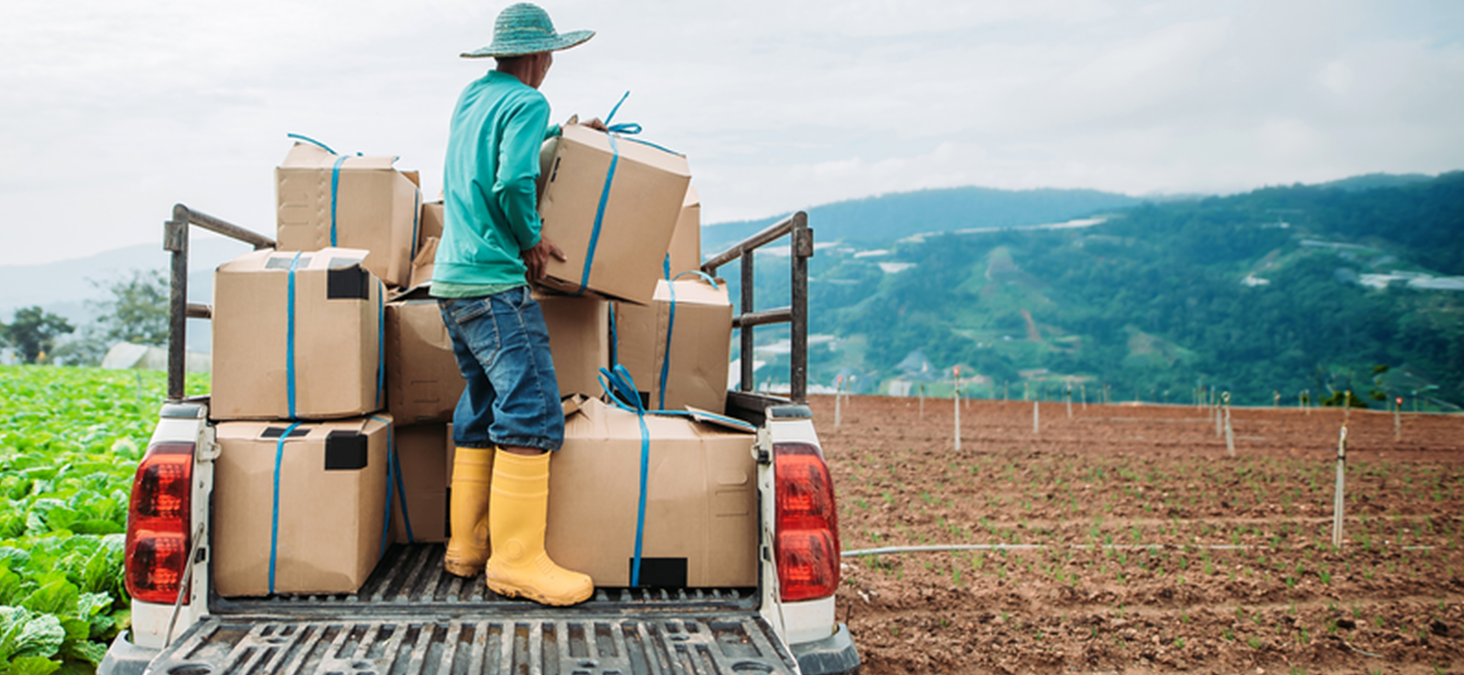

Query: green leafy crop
<box><xmin>0</xmin><ymin>365</ymin><xmax>206</xmax><ymax>671</ymax></box>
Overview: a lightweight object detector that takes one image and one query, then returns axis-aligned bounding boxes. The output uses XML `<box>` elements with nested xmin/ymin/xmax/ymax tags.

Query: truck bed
<box><xmin>142</xmin><ymin>544</ymin><xmax>796</xmax><ymax>674</ymax></box>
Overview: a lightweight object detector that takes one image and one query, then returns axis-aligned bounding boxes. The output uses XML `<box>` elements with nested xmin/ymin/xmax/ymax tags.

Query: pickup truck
<box><xmin>98</xmin><ymin>206</ymin><xmax>861</xmax><ymax>675</ymax></box>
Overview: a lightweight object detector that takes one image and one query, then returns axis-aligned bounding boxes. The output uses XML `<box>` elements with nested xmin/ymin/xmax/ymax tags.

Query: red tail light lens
<box><xmin>774</xmin><ymin>442</ymin><xmax>841</xmax><ymax>602</ymax></box>
<box><xmin>125</xmin><ymin>442</ymin><xmax>194</xmax><ymax>605</ymax></box>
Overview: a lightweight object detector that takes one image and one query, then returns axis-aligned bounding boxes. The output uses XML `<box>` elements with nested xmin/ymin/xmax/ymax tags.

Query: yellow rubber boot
<box><xmin>484</xmin><ymin>449</ymin><xmax>593</xmax><ymax>606</ymax></box>
<box><xmin>443</xmin><ymin>446</ymin><xmax>495</xmax><ymax>577</ymax></box>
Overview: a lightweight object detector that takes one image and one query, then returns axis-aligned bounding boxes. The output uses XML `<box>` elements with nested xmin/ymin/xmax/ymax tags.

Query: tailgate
<box><xmin>144</xmin><ymin>614</ymin><xmax>797</xmax><ymax>675</ymax></box>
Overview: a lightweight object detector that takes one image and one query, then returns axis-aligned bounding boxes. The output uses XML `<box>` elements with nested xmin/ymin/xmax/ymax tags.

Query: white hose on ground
<box><xmin>841</xmin><ymin>543</ymin><xmax>1433</xmax><ymax>557</ymax></box>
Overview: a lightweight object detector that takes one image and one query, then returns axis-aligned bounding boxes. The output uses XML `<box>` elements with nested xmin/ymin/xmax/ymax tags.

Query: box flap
<box><xmin>652</xmin><ymin>277</ymin><xmax>728</xmax><ymax>306</ymax></box>
<box><xmin>684</xmin><ymin>407</ymin><xmax>756</xmax><ymax>434</ymax></box>
<box><xmin>219</xmin><ymin>248</ymin><xmax>371</xmax><ymax>274</ymax></box>
<box><xmin>280</xmin><ymin>142</ymin><xmax>398</xmax><ymax>171</ymax></box>
<box><xmin>560</xmin><ymin>124</ymin><xmax>690</xmax><ymax>178</ymax></box>
<box><xmin>562</xmin><ymin>394</ymin><xmax>590</xmax><ymax>418</ymax></box>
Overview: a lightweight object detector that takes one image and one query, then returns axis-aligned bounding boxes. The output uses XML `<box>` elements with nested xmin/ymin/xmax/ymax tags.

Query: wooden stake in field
<box><xmin>1065</xmin><ymin>384</ymin><xmax>1073</xmax><ymax>419</ymax></box>
<box><xmin>1333</xmin><ymin>425</ymin><xmax>1348</xmax><ymax>548</ymax></box>
<box><xmin>1394</xmin><ymin>396</ymin><xmax>1402</xmax><ymax>441</ymax></box>
<box><xmin>834</xmin><ymin>376</ymin><xmax>843</xmax><ymax>428</ymax></box>
<box><xmin>1080</xmin><ymin>383</ymin><xmax>1087</xmax><ymax>409</ymax></box>
<box><xmin>918</xmin><ymin>384</ymin><xmax>924</xmax><ymax>419</ymax></box>
<box><xmin>1033</xmin><ymin>400</ymin><xmax>1040</xmax><ymax>435</ymax></box>
<box><xmin>1222</xmin><ymin>392</ymin><xmax>1235</xmax><ymax>457</ymax></box>
<box><xmin>1273</xmin><ymin>390</ymin><xmax>1280</xmax><ymax>408</ymax></box>
<box><xmin>1214</xmin><ymin>396</ymin><xmax>1223</xmax><ymax>438</ymax></box>
<box><xmin>953</xmin><ymin>367</ymin><xmax>962</xmax><ymax>451</ymax></box>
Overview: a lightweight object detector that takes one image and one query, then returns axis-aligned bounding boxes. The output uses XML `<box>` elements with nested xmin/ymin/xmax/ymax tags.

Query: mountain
<box><xmin>737</xmin><ymin>172</ymin><xmax>1464</xmax><ymax>409</ymax></box>
<box><xmin>1316</xmin><ymin>173</ymin><xmax>1436</xmax><ymax>192</ymax></box>
<box><xmin>0</xmin><ymin>236</ymin><xmax>251</xmax><ymax>355</ymax></box>
<box><xmin>702</xmin><ymin>186</ymin><xmax>1144</xmax><ymax>255</ymax></box>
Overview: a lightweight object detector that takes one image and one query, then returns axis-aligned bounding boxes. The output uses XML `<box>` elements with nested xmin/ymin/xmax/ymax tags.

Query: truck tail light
<box><xmin>774</xmin><ymin>442</ymin><xmax>841</xmax><ymax>602</ymax></box>
<box><xmin>125</xmin><ymin>442</ymin><xmax>194</xmax><ymax>605</ymax></box>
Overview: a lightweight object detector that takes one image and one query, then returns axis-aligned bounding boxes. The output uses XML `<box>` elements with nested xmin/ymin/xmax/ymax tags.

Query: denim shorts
<box><xmin>438</xmin><ymin>287</ymin><xmax>563</xmax><ymax>451</ymax></box>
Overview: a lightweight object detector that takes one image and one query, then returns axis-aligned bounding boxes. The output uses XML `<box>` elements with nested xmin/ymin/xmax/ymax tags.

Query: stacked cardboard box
<box><xmin>535</xmin><ymin>124</ymin><xmax>691</xmax><ymax>303</ymax></box>
<box><xmin>212</xmin><ymin>126</ymin><xmax>743</xmax><ymax>595</ymax></box>
<box><xmin>613</xmin><ymin>277</ymin><xmax>733</xmax><ymax>414</ymax></box>
<box><xmin>544</xmin><ymin>397</ymin><xmax>756</xmax><ymax>587</ymax></box>
<box><xmin>275</xmin><ymin>142</ymin><xmax>422</xmax><ymax>287</ymax></box>
<box><xmin>213</xmin><ymin>417</ymin><xmax>391</xmax><ymax>596</ymax></box>
<box><xmin>211</xmin><ymin>248</ymin><xmax>385</xmax><ymax>421</ymax></box>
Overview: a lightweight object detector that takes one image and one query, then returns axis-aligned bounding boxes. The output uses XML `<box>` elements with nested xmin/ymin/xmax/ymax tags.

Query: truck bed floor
<box><xmin>151</xmin><ymin>544</ymin><xmax>793</xmax><ymax>674</ymax></box>
<box><xmin>212</xmin><ymin>544</ymin><xmax>760</xmax><ymax>619</ymax></box>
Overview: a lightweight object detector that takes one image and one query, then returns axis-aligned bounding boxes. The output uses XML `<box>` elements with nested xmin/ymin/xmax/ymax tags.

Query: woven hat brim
<box><xmin>461</xmin><ymin>29</ymin><xmax>594</xmax><ymax>58</ymax></box>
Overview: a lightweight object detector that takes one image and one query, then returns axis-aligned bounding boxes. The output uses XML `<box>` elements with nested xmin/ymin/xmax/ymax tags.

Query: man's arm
<box><xmin>494</xmin><ymin>97</ymin><xmax>553</xmax><ymax>252</ymax></box>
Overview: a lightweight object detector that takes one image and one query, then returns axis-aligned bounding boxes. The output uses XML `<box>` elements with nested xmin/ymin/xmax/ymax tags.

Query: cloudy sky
<box><xmin>1</xmin><ymin>0</ymin><xmax>1460</xmax><ymax>266</ymax></box>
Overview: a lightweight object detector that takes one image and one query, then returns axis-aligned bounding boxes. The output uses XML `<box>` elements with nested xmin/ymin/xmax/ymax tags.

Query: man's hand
<box><xmin>522</xmin><ymin>236</ymin><xmax>568</xmax><ymax>281</ymax></box>
<box><xmin>582</xmin><ymin>117</ymin><xmax>608</xmax><ymax>132</ymax></box>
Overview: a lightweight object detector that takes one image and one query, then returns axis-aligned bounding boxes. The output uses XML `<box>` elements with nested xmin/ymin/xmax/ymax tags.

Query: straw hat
<box><xmin>462</xmin><ymin>3</ymin><xmax>594</xmax><ymax>58</ymax></box>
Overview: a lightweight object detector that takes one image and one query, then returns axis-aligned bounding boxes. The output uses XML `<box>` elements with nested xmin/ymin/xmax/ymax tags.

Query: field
<box><xmin>0</xmin><ymin>366</ymin><xmax>205</xmax><ymax>674</ymax></box>
<box><xmin>814</xmin><ymin>394</ymin><xmax>1464</xmax><ymax>674</ymax></box>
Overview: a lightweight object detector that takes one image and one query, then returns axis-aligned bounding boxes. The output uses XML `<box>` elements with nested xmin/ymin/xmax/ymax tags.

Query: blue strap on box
<box><xmin>656</xmin><ymin>270</ymin><xmax>720</xmax><ymax>410</ymax></box>
<box><xmin>375</xmin><ymin>279</ymin><xmax>385</xmax><ymax>409</ymax></box>
<box><xmin>372</xmin><ymin>416</ymin><xmax>415</xmax><ymax>551</ymax></box>
<box><xmin>268</xmin><ymin>421</ymin><xmax>305</xmax><ymax>595</ymax></box>
<box><xmin>607</xmin><ymin>301</ymin><xmax>618</xmax><ymax>369</ymax></box>
<box><xmin>596</xmin><ymin>364</ymin><xmax>753</xmax><ymax>587</ymax></box>
<box><xmin>283</xmin><ymin>134</ymin><xmax>363</xmax><ymax>248</ymax></box>
<box><xmin>285</xmin><ymin>252</ymin><xmax>305</xmax><ymax>419</ymax></box>
<box><xmin>571</xmin><ymin>92</ymin><xmax>682</xmax><ymax>296</ymax></box>
<box><xmin>286</xmin><ymin>133</ymin><xmax>336</xmax><ymax>155</ymax></box>
<box><xmin>409</xmin><ymin>188</ymin><xmax>421</xmax><ymax>259</ymax></box>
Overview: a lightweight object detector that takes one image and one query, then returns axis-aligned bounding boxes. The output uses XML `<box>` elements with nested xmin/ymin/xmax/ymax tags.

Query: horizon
<box><xmin>0</xmin><ymin>169</ymin><xmax>1452</xmax><ymax>269</ymax></box>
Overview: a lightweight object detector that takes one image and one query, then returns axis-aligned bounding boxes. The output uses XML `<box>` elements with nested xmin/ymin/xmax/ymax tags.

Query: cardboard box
<box><xmin>535</xmin><ymin>292</ymin><xmax>611</xmax><ymax>398</ymax></box>
<box><xmin>213</xmin><ymin>416</ymin><xmax>390</xmax><ymax>596</ymax></box>
<box><xmin>666</xmin><ymin>185</ymin><xmax>701</xmax><ymax>277</ymax></box>
<box><xmin>419</xmin><ymin>200</ymin><xmax>444</xmax><ymax>244</ymax></box>
<box><xmin>385</xmin><ymin>298</ymin><xmax>462</xmax><ymax>424</ymax></box>
<box><xmin>211</xmin><ymin>248</ymin><xmax>384</xmax><ymax>421</ymax></box>
<box><xmin>385</xmin><ymin>293</ymin><xmax>609</xmax><ymax>424</ymax></box>
<box><xmin>536</xmin><ymin>124</ymin><xmax>690</xmax><ymax>303</ymax></box>
<box><xmin>276</xmin><ymin>142</ymin><xmax>422</xmax><ymax>288</ymax></box>
<box><xmin>612</xmin><ymin>277</ymin><xmax>732</xmax><ymax>413</ymax></box>
<box><xmin>544</xmin><ymin>397</ymin><xmax>757</xmax><ymax>587</ymax></box>
<box><xmin>389</xmin><ymin>423</ymin><xmax>450</xmax><ymax>544</ymax></box>
<box><xmin>405</xmin><ymin>236</ymin><xmax>439</xmax><ymax>294</ymax></box>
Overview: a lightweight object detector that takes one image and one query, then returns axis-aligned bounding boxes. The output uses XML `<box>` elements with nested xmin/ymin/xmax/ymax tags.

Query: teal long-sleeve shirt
<box><xmin>433</xmin><ymin>71</ymin><xmax>560</xmax><ymax>292</ymax></box>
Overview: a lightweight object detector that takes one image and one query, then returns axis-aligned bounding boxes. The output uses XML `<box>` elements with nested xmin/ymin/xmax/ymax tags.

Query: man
<box><xmin>432</xmin><ymin>2</ymin><xmax>596</xmax><ymax>606</ymax></box>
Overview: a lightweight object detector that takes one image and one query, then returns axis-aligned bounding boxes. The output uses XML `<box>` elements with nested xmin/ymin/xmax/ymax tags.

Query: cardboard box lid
<box><xmin>559</xmin><ymin>124</ymin><xmax>691</xmax><ymax>177</ymax></box>
<box><xmin>280</xmin><ymin>141</ymin><xmax>398</xmax><ymax>171</ymax></box>
<box><xmin>653</xmin><ymin>276</ymin><xmax>727</xmax><ymax>306</ymax></box>
<box><xmin>215</xmin><ymin>415</ymin><xmax>386</xmax><ymax>442</ymax></box>
<box><xmin>566</xmin><ymin>396</ymin><xmax>753</xmax><ymax>439</ymax></box>
<box><xmin>218</xmin><ymin>247</ymin><xmax>372</xmax><ymax>275</ymax></box>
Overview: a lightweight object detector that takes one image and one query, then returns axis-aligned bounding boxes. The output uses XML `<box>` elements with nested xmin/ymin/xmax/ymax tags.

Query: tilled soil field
<box><xmin>811</xmin><ymin>395</ymin><xmax>1464</xmax><ymax>674</ymax></box>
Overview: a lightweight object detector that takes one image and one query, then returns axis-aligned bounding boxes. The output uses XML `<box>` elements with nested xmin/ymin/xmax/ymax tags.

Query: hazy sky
<box><xmin>1</xmin><ymin>0</ymin><xmax>1460</xmax><ymax>266</ymax></box>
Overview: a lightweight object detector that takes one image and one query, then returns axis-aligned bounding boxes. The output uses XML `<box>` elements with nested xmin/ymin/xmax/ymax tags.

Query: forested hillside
<box><xmin>702</xmin><ymin>186</ymin><xmax>1143</xmax><ymax>254</ymax></box>
<box><xmin>738</xmin><ymin>173</ymin><xmax>1464</xmax><ymax>409</ymax></box>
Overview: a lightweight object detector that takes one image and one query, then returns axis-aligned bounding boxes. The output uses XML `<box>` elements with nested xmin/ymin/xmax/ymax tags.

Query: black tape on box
<box><xmin>327</xmin><ymin>265</ymin><xmax>370</xmax><ymax>300</ymax></box>
<box><xmin>324</xmin><ymin>430</ymin><xmax>369</xmax><ymax>470</ymax></box>
<box><xmin>628</xmin><ymin>557</ymin><xmax>688</xmax><ymax>588</ymax></box>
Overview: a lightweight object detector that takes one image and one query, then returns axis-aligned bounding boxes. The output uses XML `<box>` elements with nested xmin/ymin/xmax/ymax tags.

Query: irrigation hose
<box><xmin>842</xmin><ymin>543</ymin><xmax>1434</xmax><ymax>557</ymax></box>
